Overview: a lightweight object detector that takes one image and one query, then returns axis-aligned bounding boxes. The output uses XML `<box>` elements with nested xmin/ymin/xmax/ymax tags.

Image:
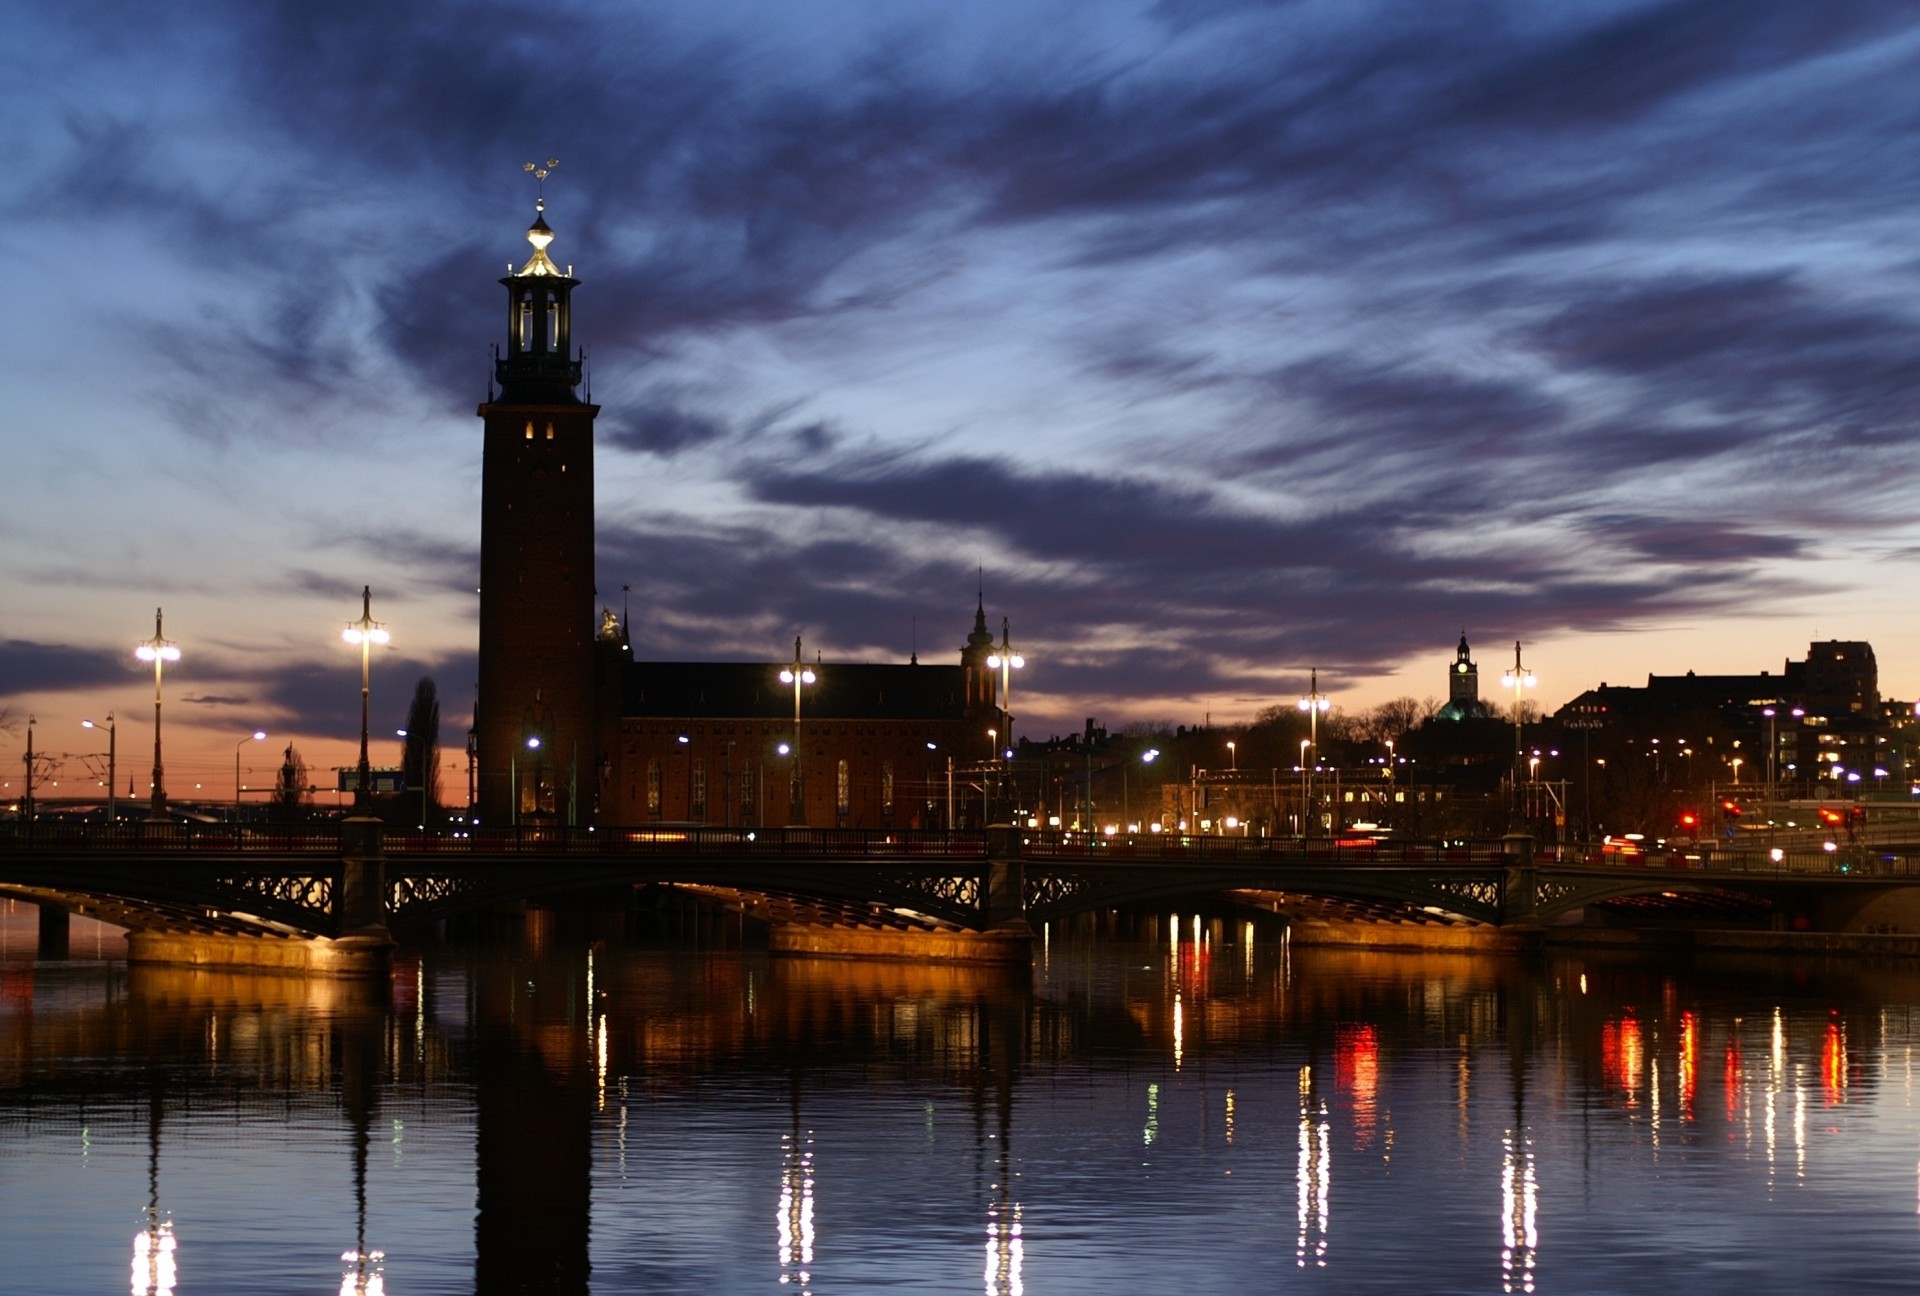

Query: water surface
<box><xmin>4</xmin><ymin>902</ymin><xmax>1920</xmax><ymax>1293</ymax></box>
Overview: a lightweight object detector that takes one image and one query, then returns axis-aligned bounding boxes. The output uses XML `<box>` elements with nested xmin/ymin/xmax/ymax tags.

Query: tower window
<box><xmin>546</xmin><ymin>423</ymin><xmax>554</xmax><ymax>440</ymax></box>
<box><xmin>524</xmin><ymin>421</ymin><xmax>534</xmax><ymax>440</ymax></box>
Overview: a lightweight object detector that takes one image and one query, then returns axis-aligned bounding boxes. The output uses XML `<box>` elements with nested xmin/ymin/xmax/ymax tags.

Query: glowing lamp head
<box><xmin>526</xmin><ymin>737</ymin><xmax>541</xmax><ymax>750</ymax></box>
<box><xmin>251</xmin><ymin>730</ymin><xmax>266</xmax><ymax>741</ymax></box>
<box><xmin>1142</xmin><ymin>748</ymin><xmax>1159</xmax><ymax>763</ymax></box>
<box><xmin>136</xmin><ymin>644</ymin><xmax>181</xmax><ymax>663</ymax></box>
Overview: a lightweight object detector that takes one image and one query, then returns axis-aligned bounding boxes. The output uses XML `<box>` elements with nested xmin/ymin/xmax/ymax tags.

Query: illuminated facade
<box><xmin>594</xmin><ymin>600</ymin><xmax>1003</xmax><ymax>828</ymax></box>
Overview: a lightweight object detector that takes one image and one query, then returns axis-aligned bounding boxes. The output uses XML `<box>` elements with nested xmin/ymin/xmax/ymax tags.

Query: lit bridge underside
<box><xmin>3</xmin><ymin>825</ymin><xmax>1917</xmax><ymax>942</ymax></box>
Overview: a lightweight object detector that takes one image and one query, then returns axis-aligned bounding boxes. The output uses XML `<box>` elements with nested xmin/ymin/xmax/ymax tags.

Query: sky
<box><xmin>2</xmin><ymin>0</ymin><xmax>1918</xmax><ymax>802</ymax></box>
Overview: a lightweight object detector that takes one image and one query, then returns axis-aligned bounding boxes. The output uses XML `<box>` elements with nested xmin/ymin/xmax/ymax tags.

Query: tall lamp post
<box><xmin>135</xmin><ymin>609</ymin><xmax>181</xmax><ymax>819</ymax></box>
<box><xmin>1124</xmin><ymin>746</ymin><xmax>1159</xmax><ymax>832</ymax></box>
<box><xmin>1298</xmin><ymin>738</ymin><xmax>1310</xmax><ymax>837</ymax></box>
<box><xmin>21</xmin><ymin>715</ymin><xmax>35</xmax><ymax>824</ymax></box>
<box><xmin>987</xmin><ymin>619</ymin><xmax>1025</xmax><ymax>820</ymax></box>
<box><xmin>234</xmin><ymin>730</ymin><xmax>266</xmax><ymax>821</ymax></box>
<box><xmin>1501</xmin><ymin>642</ymin><xmax>1537</xmax><ymax>826</ymax></box>
<box><xmin>778</xmin><ymin>636</ymin><xmax>816</xmax><ymax>825</ymax></box>
<box><xmin>83</xmin><ymin>715</ymin><xmax>116</xmax><ymax>823</ymax></box>
<box><xmin>1298</xmin><ymin>669</ymin><xmax>1330</xmax><ymax>838</ymax></box>
<box><xmin>341</xmin><ymin>587</ymin><xmax>390</xmax><ymax>813</ymax></box>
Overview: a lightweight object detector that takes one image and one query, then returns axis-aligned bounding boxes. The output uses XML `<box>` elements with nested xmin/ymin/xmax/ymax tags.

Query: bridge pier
<box><xmin>124</xmin><ymin>817</ymin><xmax>395</xmax><ymax>979</ymax></box>
<box><xmin>1501</xmin><ymin>831</ymin><xmax>1544</xmax><ymax>940</ymax></box>
<box><xmin>764</xmin><ymin>825</ymin><xmax>1035</xmax><ymax>966</ymax></box>
<box><xmin>37</xmin><ymin>902</ymin><xmax>69</xmax><ymax>960</ymax></box>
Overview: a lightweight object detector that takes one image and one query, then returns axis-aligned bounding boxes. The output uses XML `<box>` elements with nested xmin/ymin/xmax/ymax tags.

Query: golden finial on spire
<box><xmin>513</xmin><ymin>158</ymin><xmax>565</xmax><ymax>275</ymax></box>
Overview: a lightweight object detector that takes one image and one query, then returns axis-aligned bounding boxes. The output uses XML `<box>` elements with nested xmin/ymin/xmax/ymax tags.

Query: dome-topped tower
<box><xmin>476</xmin><ymin>183</ymin><xmax>603</xmax><ymax>825</ymax></box>
<box><xmin>493</xmin><ymin>197</ymin><xmax>584</xmax><ymax>403</ymax></box>
<box><xmin>1434</xmin><ymin>631</ymin><xmax>1490</xmax><ymax>722</ymax></box>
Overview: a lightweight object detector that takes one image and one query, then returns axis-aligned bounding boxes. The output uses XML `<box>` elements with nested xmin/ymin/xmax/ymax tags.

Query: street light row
<box><xmin>66</xmin><ymin>592</ymin><xmax>394</xmax><ymax>822</ymax></box>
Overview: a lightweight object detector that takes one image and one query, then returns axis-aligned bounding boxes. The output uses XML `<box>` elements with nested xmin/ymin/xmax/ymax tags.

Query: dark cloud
<box><xmin>0</xmin><ymin>640</ymin><xmax>131</xmax><ymax>701</ymax></box>
<box><xmin>603</xmin><ymin>397</ymin><xmax>731</xmax><ymax>457</ymax></box>
<box><xmin>1577</xmin><ymin>516</ymin><xmax>1806</xmax><ymax>566</ymax></box>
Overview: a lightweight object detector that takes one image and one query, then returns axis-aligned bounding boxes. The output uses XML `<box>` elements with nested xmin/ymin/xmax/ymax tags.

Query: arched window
<box><xmin>882</xmin><ymin>761</ymin><xmax>894</xmax><ymax>814</ymax></box>
<box><xmin>837</xmin><ymin>759</ymin><xmax>851</xmax><ymax>815</ymax></box>
<box><xmin>646</xmin><ymin>759</ymin><xmax>661</xmax><ymax>816</ymax></box>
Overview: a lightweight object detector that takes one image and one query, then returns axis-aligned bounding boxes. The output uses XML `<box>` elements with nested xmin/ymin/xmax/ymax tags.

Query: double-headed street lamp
<box><xmin>986</xmin><ymin>621</ymin><xmax>1025</xmax><ymax>810</ymax></box>
<box><xmin>779</xmin><ymin>636</ymin><xmax>816</xmax><ymax>825</ymax></box>
<box><xmin>1501</xmin><ymin>642</ymin><xmax>1536</xmax><ymax>824</ymax></box>
<box><xmin>1298</xmin><ymin>669</ymin><xmax>1330</xmax><ymax>837</ymax></box>
<box><xmin>83</xmin><ymin>715</ymin><xmax>116</xmax><ymax>823</ymax></box>
<box><xmin>235</xmin><ymin>730</ymin><xmax>266</xmax><ymax>819</ymax></box>
<box><xmin>135</xmin><ymin>609</ymin><xmax>181</xmax><ymax>819</ymax></box>
<box><xmin>342</xmin><ymin>587</ymin><xmax>390</xmax><ymax>812</ymax></box>
<box><xmin>1761</xmin><ymin>705</ymin><xmax>1804</xmax><ymax>845</ymax></box>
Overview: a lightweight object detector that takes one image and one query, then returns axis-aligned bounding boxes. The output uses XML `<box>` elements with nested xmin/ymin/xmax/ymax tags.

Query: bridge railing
<box><xmin>1014</xmin><ymin>833</ymin><xmax>1513</xmax><ymax>864</ymax></box>
<box><xmin>384</xmin><ymin>826</ymin><xmax>991</xmax><ymax>857</ymax></box>
<box><xmin>0</xmin><ymin>821</ymin><xmax>341</xmax><ymax>852</ymax></box>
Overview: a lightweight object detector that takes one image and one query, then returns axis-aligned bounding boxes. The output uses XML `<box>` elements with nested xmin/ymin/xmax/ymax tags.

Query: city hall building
<box><xmin>474</xmin><ymin>199</ymin><xmax>1010</xmax><ymax>828</ymax></box>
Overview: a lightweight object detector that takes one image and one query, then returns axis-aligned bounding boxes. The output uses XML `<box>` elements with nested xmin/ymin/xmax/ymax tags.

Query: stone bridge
<box><xmin>5</xmin><ymin>822</ymin><xmax>1917</xmax><ymax>971</ymax></box>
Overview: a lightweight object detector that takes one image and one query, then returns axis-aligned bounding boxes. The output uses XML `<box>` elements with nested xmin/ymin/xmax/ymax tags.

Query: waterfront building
<box><xmin>471</xmin><ymin>199</ymin><xmax>1009</xmax><ymax>827</ymax></box>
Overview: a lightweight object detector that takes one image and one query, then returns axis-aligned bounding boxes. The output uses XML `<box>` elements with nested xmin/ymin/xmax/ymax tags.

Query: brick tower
<box><xmin>475</xmin><ymin>196</ymin><xmax>599</xmax><ymax>825</ymax></box>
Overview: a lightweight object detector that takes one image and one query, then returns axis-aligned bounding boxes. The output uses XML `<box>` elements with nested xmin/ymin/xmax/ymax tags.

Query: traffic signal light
<box><xmin>1678</xmin><ymin>810</ymin><xmax>1699</xmax><ymax>831</ymax></box>
<box><xmin>1817</xmin><ymin>807</ymin><xmax>1843</xmax><ymax>826</ymax></box>
<box><xmin>1721</xmin><ymin>799</ymin><xmax>1743</xmax><ymax>818</ymax></box>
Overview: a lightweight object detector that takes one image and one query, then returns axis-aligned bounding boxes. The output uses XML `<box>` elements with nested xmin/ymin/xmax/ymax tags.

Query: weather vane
<box><xmin>523</xmin><ymin>157</ymin><xmax>559</xmax><ymax>199</ymax></box>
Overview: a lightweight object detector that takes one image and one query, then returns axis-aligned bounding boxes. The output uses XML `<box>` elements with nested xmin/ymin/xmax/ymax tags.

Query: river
<box><xmin>4</xmin><ymin>899</ymin><xmax>1920</xmax><ymax>1293</ymax></box>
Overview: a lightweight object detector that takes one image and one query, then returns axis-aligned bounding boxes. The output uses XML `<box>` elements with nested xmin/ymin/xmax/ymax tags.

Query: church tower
<box><xmin>1449</xmin><ymin>632</ymin><xmax>1479</xmax><ymax>710</ymax></box>
<box><xmin>476</xmin><ymin>195</ymin><xmax>600</xmax><ymax>824</ymax></box>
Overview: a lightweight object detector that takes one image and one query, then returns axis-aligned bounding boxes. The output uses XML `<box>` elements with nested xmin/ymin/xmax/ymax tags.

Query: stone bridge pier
<box><xmin>123</xmin><ymin>818</ymin><xmax>396</xmax><ymax>978</ymax></box>
<box><xmin>764</xmin><ymin>824</ymin><xmax>1036</xmax><ymax>965</ymax></box>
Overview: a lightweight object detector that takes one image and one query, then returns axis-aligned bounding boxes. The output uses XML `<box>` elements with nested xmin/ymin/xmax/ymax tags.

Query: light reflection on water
<box><xmin>6</xmin><ymin>906</ymin><xmax>1920</xmax><ymax>1292</ymax></box>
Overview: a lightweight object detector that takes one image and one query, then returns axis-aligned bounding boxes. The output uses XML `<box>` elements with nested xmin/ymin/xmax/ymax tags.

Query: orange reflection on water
<box><xmin>1822</xmin><ymin>1018</ymin><xmax>1849</xmax><ymax>1107</ymax></box>
<box><xmin>1724</xmin><ymin>1038</ymin><xmax>1744</xmax><ymax>1127</ymax></box>
<box><xmin>1601</xmin><ymin>1014</ymin><xmax>1644</xmax><ymax>1107</ymax></box>
<box><xmin>1678</xmin><ymin>1012</ymin><xmax>1698</xmax><ymax>1121</ymax></box>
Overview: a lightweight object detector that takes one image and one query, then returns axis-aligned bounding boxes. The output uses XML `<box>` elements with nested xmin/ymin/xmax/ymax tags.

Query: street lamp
<box><xmin>341</xmin><ymin>586</ymin><xmax>390</xmax><ymax>812</ymax></box>
<box><xmin>1298</xmin><ymin>737</ymin><xmax>1311</xmax><ymax>838</ymax></box>
<box><xmin>778</xmin><ymin>636</ymin><xmax>816</xmax><ymax>825</ymax></box>
<box><xmin>1500</xmin><ymin>642</ymin><xmax>1536</xmax><ymax>824</ymax></box>
<box><xmin>21</xmin><ymin>715</ymin><xmax>34</xmax><ymax>824</ymax></box>
<box><xmin>986</xmin><ymin>619</ymin><xmax>1025</xmax><ymax>750</ymax></box>
<box><xmin>986</xmin><ymin>619</ymin><xmax>1025</xmax><ymax>817</ymax></box>
<box><xmin>234</xmin><ymin>730</ymin><xmax>266</xmax><ymax>820</ymax></box>
<box><xmin>1124</xmin><ymin>746</ymin><xmax>1159</xmax><ymax>832</ymax></box>
<box><xmin>135</xmin><ymin>608</ymin><xmax>181</xmax><ymax>819</ymax></box>
<box><xmin>83</xmin><ymin>715</ymin><xmax>116</xmax><ymax>824</ymax></box>
<box><xmin>1298</xmin><ymin>669</ymin><xmax>1330</xmax><ymax>838</ymax></box>
<box><xmin>511</xmin><ymin>735</ymin><xmax>541</xmax><ymax>828</ymax></box>
<box><xmin>1227</xmin><ymin>740</ymin><xmax>1237</xmax><ymax>772</ymax></box>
